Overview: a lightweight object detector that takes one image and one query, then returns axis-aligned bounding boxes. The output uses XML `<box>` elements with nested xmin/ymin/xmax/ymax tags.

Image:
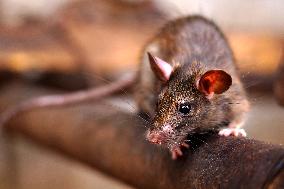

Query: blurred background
<box><xmin>0</xmin><ymin>0</ymin><xmax>283</xmax><ymax>189</ymax></box>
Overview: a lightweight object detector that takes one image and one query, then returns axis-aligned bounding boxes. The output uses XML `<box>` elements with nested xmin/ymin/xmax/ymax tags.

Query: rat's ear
<box><xmin>197</xmin><ymin>70</ymin><xmax>232</xmax><ymax>98</ymax></box>
<box><xmin>147</xmin><ymin>52</ymin><xmax>173</xmax><ymax>82</ymax></box>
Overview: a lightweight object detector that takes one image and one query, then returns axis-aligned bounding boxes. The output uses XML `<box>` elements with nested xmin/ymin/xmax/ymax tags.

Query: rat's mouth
<box><xmin>146</xmin><ymin>129</ymin><xmax>190</xmax><ymax>159</ymax></box>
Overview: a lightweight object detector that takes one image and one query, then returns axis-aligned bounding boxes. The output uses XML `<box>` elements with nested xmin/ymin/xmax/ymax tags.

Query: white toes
<box><xmin>219</xmin><ymin>128</ymin><xmax>247</xmax><ymax>137</ymax></box>
<box><xmin>218</xmin><ymin>129</ymin><xmax>225</xmax><ymax>136</ymax></box>
<box><xmin>218</xmin><ymin>128</ymin><xmax>232</xmax><ymax>137</ymax></box>
<box><xmin>238</xmin><ymin>128</ymin><xmax>247</xmax><ymax>137</ymax></box>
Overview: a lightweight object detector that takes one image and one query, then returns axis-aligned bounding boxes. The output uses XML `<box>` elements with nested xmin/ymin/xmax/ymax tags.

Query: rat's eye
<box><xmin>179</xmin><ymin>102</ymin><xmax>192</xmax><ymax>115</ymax></box>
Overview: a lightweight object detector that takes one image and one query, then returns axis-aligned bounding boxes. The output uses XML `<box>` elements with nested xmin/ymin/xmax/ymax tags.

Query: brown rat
<box><xmin>136</xmin><ymin>16</ymin><xmax>249</xmax><ymax>159</ymax></box>
<box><xmin>0</xmin><ymin>15</ymin><xmax>249</xmax><ymax>159</ymax></box>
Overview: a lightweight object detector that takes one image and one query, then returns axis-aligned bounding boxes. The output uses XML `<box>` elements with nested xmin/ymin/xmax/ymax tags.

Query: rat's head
<box><xmin>146</xmin><ymin>53</ymin><xmax>232</xmax><ymax>149</ymax></box>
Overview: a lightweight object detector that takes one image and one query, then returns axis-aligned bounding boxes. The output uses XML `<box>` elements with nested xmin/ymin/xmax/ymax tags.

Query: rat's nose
<box><xmin>146</xmin><ymin>130</ymin><xmax>166</xmax><ymax>145</ymax></box>
<box><xmin>162</xmin><ymin>124</ymin><xmax>173</xmax><ymax>133</ymax></box>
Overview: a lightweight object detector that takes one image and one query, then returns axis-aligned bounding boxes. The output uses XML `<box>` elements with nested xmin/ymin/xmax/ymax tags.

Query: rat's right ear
<box><xmin>147</xmin><ymin>52</ymin><xmax>173</xmax><ymax>82</ymax></box>
<box><xmin>197</xmin><ymin>70</ymin><xmax>232</xmax><ymax>98</ymax></box>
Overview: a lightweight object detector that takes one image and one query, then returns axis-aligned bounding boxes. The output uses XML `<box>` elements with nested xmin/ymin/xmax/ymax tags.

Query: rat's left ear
<box><xmin>147</xmin><ymin>52</ymin><xmax>173</xmax><ymax>82</ymax></box>
<box><xmin>197</xmin><ymin>70</ymin><xmax>232</xmax><ymax>98</ymax></box>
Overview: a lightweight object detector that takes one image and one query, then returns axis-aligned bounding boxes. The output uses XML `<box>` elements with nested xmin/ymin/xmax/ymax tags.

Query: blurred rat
<box><xmin>0</xmin><ymin>16</ymin><xmax>249</xmax><ymax>159</ymax></box>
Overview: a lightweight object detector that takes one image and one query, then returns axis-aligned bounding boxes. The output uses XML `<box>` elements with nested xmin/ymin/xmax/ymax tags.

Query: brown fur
<box><xmin>135</xmin><ymin>16</ymin><xmax>249</xmax><ymax>150</ymax></box>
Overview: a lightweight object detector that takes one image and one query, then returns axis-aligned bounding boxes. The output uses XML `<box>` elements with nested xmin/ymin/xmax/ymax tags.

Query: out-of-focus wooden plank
<box><xmin>0</xmin><ymin>23</ymin><xmax>79</xmax><ymax>73</ymax></box>
<box><xmin>274</xmin><ymin>59</ymin><xmax>284</xmax><ymax>106</ymax></box>
<box><xmin>0</xmin><ymin>49</ymin><xmax>76</xmax><ymax>72</ymax></box>
<box><xmin>0</xmin><ymin>0</ymin><xmax>283</xmax><ymax>80</ymax></box>
<box><xmin>228</xmin><ymin>32</ymin><xmax>283</xmax><ymax>75</ymax></box>
<box><xmin>58</xmin><ymin>0</ymin><xmax>167</xmax><ymax>77</ymax></box>
<box><xmin>0</xmin><ymin>0</ymin><xmax>167</xmax><ymax>78</ymax></box>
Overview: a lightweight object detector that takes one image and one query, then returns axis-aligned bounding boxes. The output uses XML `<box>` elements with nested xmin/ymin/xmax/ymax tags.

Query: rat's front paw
<box><xmin>170</xmin><ymin>142</ymin><xmax>189</xmax><ymax>160</ymax></box>
<box><xmin>218</xmin><ymin>128</ymin><xmax>247</xmax><ymax>137</ymax></box>
<box><xmin>171</xmin><ymin>146</ymin><xmax>182</xmax><ymax>160</ymax></box>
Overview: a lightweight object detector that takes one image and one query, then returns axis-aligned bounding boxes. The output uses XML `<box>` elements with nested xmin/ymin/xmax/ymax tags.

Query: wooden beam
<box><xmin>2</xmin><ymin>94</ymin><xmax>283</xmax><ymax>189</ymax></box>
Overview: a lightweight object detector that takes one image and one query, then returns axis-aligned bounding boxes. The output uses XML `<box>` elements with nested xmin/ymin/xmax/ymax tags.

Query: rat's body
<box><xmin>137</xmin><ymin>16</ymin><xmax>249</xmax><ymax>159</ymax></box>
<box><xmin>0</xmin><ymin>16</ymin><xmax>249</xmax><ymax>159</ymax></box>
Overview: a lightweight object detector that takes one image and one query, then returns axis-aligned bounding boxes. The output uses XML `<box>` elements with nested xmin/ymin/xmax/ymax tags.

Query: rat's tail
<box><xmin>0</xmin><ymin>73</ymin><xmax>136</xmax><ymax>128</ymax></box>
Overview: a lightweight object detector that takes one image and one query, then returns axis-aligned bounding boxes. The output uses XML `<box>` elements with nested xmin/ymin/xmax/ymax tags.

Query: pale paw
<box><xmin>181</xmin><ymin>142</ymin><xmax>190</xmax><ymax>148</ymax></box>
<box><xmin>170</xmin><ymin>142</ymin><xmax>189</xmax><ymax>160</ymax></box>
<box><xmin>218</xmin><ymin>128</ymin><xmax>247</xmax><ymax>137</ymax></box>
<box><xmin>171</xmin><ymin>146</ymin><xmax>183</xmax><ymax>160</ymax></box>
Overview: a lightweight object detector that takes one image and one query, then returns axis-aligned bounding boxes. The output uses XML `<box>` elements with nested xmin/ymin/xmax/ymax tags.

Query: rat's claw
<box><xmin>170</xmin><ymin>142</ymin><xmax>190</xmax><ymax>159</ymax></box>
<box><xmin>171</xmin><ymin>146</ymin><xmax>183</xmax><ymax>160</ymax></box>
<box><xmin>181</xmin><ymin>142</ymin><xmax>190</xmax><ymax>148</ymax></box>
<box><xmin>218</xmin><ymin>128</ymin><xmax>247</xmax><ymax>137</ymax></box>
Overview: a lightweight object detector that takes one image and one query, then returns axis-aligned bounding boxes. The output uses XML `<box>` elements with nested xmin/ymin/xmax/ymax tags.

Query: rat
<box><xmin>0</xmin><ymin>15</ymin><xmax>249</xmax><ymax>160</ymax></box>
<box><xmin>136</xmin><ymin>16</ymin><xmax>249</xmax><ymax>159</ymax></box>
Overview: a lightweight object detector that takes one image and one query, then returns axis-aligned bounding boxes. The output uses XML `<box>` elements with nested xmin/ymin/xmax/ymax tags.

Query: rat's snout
<box><xmin>146</xmin><ymin>124</ymin><xmax>173</xmax><ymax>145</ymax></box>
<box><xmin>146</xmin><ymin>130</ymin><xmax>166</xmax><ymax>145</ymax></box>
